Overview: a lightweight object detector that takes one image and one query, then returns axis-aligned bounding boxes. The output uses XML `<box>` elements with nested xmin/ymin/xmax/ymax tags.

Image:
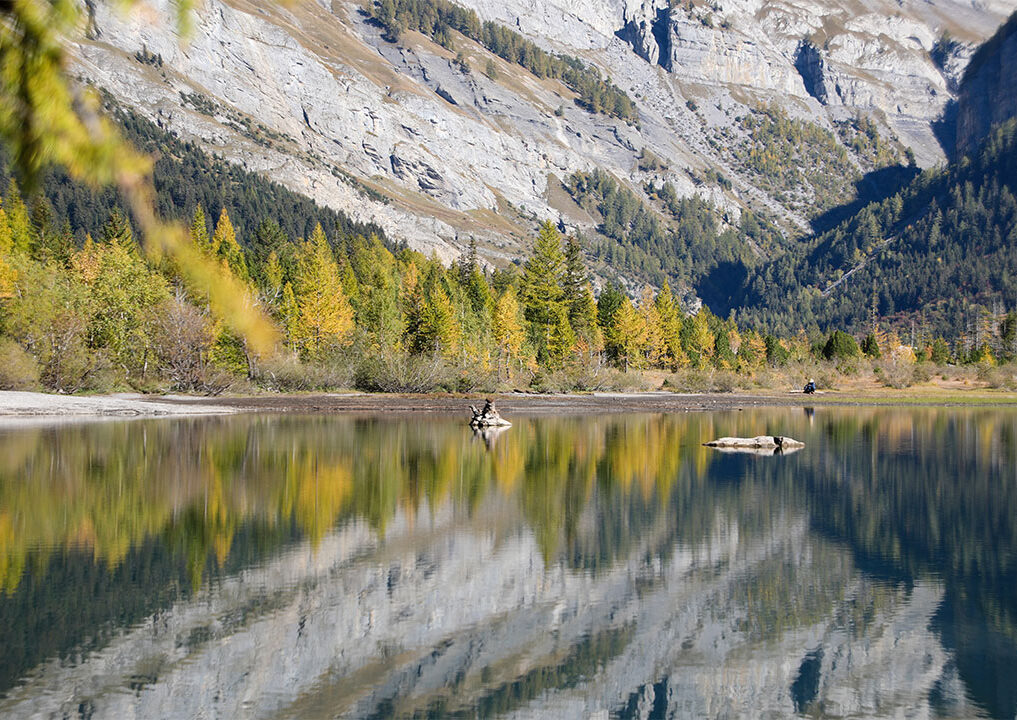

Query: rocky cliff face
<box><xmin>70</xmin><ymin>0</ymin><xmax>1016</xmax><ymax>275</ymax></box>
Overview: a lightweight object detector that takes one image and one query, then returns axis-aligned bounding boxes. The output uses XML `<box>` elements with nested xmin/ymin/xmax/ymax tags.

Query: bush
<box><xmin>873</xmin><ymin>358</ymin><xmax>914</xmax><ymax>389</ymax></box>
<box><xmin>822</xmin><ymin>330</ymin><xmax>861</xmax><ymax>361</ymax></box>
<box><xmin>531</xmin><ymin>358</ymin><xmax>652</xmax><ymax>393</ymax></box>
<box><xmin>354</xmin><ymin>352</ymin><xmax>455</xmax><ymax>393</ymax></box>
<box><xmin>255</xmin><ymin>353</ymin><xmax>353</xmax><ymax>392</ymax></box>
<box><xmin>978</xmin><ymin>363</ymin><xmax>1017</xmax><ymax>390</ymax></box>
<box><xmin>0</xmin><ymin>338</ymin><xmax>40</xmax><ymax>390</ymax></box>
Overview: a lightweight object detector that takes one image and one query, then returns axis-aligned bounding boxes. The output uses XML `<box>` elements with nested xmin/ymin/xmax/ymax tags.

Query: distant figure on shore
<box><xmin>803</xmin><ymin>379</ymin><xmax>816</xmax><ymax>394</ymax></box>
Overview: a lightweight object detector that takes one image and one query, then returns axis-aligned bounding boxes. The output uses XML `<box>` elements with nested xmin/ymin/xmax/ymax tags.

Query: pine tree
<box><xmin>521</xmin><ymin>221</ymin><xmax>570</xmax><ymax>361</ymax></box>
<box><xmin>597</xmin><ymin>282</ymin><xmax>625</xmax><ymax>362</ymax></box>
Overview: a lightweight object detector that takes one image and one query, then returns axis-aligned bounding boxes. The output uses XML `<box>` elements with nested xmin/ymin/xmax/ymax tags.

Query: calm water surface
<box><xmin>0</xmin><ymin>408</ymin><xmax>1015</xmax><ymax>719</ymax></box>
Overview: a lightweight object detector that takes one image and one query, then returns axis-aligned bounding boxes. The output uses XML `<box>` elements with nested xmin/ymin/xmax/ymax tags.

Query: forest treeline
<box><xmin>0</xmin><ymin>184</ymin><xmax>818</xmax><ymax>394</ymax></box>
<box><xmin>369</xmin><ymin>0</ymin><xmax>638</xmax><ymax>123</ymax></box>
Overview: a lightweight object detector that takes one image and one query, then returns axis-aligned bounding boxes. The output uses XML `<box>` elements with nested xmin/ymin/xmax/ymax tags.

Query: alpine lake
<box><xmin>0</xmin><ymin>405</ymin><xmax>1015</xmax><ymax>719</ymax></box>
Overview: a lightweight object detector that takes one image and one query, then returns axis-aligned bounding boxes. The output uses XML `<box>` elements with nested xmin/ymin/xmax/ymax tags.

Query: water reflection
<box><xmin>0</xmin><ymin>409</ymin><xmax>1014</xmax><ymax>718</ymax></box>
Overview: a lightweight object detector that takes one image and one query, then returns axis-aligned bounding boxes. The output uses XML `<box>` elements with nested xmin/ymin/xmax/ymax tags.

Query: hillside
<box><xmin>69</xmin><ymin>0</ymin><xmax>1015</xmax><ymax>299</ymax></box>
<box><xmin>724</xmin><ymin>10</ymin><xmax>1017</xmax><ymax>340</ymax></box>
<box><xmin>733</xmin><ymin>118</ymin><xmax>1017</xmax><ymax>338</ymax></box>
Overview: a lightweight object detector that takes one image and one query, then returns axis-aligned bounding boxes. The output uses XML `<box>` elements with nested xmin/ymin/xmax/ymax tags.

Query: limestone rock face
<box><xmin>69</xmin><ymin>0</ymin><xmax>1016</xmax><ymax>274</ymax></box>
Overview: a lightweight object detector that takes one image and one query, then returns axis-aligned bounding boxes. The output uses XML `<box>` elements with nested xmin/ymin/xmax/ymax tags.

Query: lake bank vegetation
<box><xmin>2</xmin><ymin>174</ymin><xmax>1016</xmax><ymax>396</ymax></box>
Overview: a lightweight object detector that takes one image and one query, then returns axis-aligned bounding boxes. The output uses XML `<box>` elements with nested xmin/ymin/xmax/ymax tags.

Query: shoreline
<box><xmin>3</xmin><ymin>387</ymin><xmax>1016</xmax><ymax>422</ymax></box>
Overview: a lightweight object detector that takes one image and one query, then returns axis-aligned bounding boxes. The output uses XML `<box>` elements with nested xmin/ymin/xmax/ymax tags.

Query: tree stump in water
<box><xmin>469</xmin><ymin>399</ymin><xmax>511</xmax><ymax>428</ymax></box>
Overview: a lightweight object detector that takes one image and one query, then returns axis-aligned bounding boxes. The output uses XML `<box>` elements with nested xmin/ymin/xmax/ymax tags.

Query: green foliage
<box><xmin>0</xmin><ymin>336</ymin><xmax>39</xmax><ymax>389</ymax></box>
<box><xmin>370</xmin><ymin>0</ymin><xmax>638</xmax><ymax>123</ymax></box>
<box><xmin>565</xmin><ymin>170</ymin><xmax>755</xmax><ymax>308</ymax></box>
<box><xmin>727</xmin><ymin>105</ymin><xmax>857</xmax><ymax>216</ymax></box>
<box><xmin>737</xmin><ymin>119</ymin><xmax>1017</xmax><ymax>340</ymax></box>
<box><xmin>861</xmin><ymin>332</ymin><xmax>882</xmax><ymax>358</ymax></box>
<box><xmin>822</xmin><ymin>330</ymin><xmax>861</xmax><ymax>361</ymax></box>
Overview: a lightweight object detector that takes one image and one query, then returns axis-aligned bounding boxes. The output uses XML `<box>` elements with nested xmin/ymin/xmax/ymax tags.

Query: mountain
<box><xmin>955</xmin><ymin>11</ymin><xmax>1017</xmax><ymax>154</ymax></box>
<box><xmin>728</xmin><ymin>12</ymin><xmax>1017</xmax><ymax>340</ymax></box>
<box><xmin>69</xmin><ymin>0</ymin><xmax>1015</xmax><ymax>299</ymax></box>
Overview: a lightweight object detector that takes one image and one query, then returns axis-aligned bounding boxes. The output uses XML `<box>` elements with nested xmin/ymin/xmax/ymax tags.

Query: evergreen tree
<box><xmin>521</xmin><ymin>221</ymin><xmax>570</xmax><ymax>361</ymax></box>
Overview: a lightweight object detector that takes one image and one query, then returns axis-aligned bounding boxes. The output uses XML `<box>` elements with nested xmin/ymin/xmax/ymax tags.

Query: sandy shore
<box><xmin>2</xmin><ymin>388</ymin><xmax>1015</xmax><ymax>422</ymax></box>
<box><xmin>0</xmin><ymin>391</ymin><xmax>237</xmax><ymax>420</ymax></box>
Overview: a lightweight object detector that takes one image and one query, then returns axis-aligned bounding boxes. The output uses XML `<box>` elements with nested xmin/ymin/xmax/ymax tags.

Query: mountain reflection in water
<box><xmin>0</xmin><ymin>408</ymin><xmax>1014</xmax><ymax>718</ymax></box>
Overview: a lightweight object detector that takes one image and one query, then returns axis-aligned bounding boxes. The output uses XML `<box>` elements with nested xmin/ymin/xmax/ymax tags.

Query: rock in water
<box><xmin>469</xmin><ymin>399</ymin><xmax>511</xmax><ymax>428</ymax></box>
<box><xmin>704</xmin><ymin>436</ymin><xmax>804</xmax><ymax>450</ymax></box>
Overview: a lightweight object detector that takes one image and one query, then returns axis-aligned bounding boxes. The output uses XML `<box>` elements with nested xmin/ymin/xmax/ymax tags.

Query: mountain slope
<box><xmin>734</xmin><ymin>118</ymin><xmax>1017</xmax><ymax>337</ymax></box>
<box><xmin>69</xmin><ymin>0</ymin><xmax>1016</xmax><ymax>293</ymax></box>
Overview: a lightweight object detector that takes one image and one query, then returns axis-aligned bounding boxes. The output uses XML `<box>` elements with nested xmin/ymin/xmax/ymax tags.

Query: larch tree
<box><xmin>190</xmin><ymin>205</ymin><xmax>212</xmax><ymax>254</ymax></box>
<box><xmin>682</xmin><ymin>308</ymin><xmax>715</xmax><ymax>369</ymax></box>
<box><xmin>611</xmin><ymin>296</ymin><xmax>647</xmax><ymax>372</ymax></box>
<box><xmin>655</xmin><ymin>281</ymin><xmax>688</xmax><ymax>370</ymax></box>
<box><xmin>292</xmin><ymin>223</ymin><xmax>354</xmax><ymax>359</ymax></box>
<box><xmin>72</xmin><ymin>211</ymin><xmax>170</xmax><ymax>376</ymax></box>
<box><xmin>638</xmin><ymin>286</ymin><xmax>665</xmax><ymax>368</ymax></box>
<box><xmin>211</xmin><ymin>208</ymin><xmax>249</xmax><ymax>283</ymax></box>
<box><xmin>493</xmin><ymin>289</ymin><xmax>526</xmax><ymax>380</ymax></box>
<box><xmin>5</xmin><ymin>181</ymin><xmax>33</xmax><ymax>255</ymax></box>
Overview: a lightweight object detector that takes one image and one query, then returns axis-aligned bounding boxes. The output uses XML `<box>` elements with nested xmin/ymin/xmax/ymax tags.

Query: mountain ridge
<box><xmin>69</xmin><ymin>0</ymin><xmax>1016</xmax><ymax>297</ymax></box>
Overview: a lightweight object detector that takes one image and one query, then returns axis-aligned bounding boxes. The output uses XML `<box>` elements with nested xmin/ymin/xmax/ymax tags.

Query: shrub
<box><xmin>354</xmin><ymin>352</ymin><xmax>454</xmax><ymax>393</ymax></box>
<box><xmin>978</xmin><ymin>363</ymin><xmax>1017</xmax><ymax>390</ymax></box>
<box><xmin>822</xmin><ymin>330</ymin><xmax>861</xmax><ymax>361</ymax></box>
<box><xmin>255</xmin><ymin>353</ymin><xmax>353</xmax><ymax>392</ymax></box>
<box><xmin>664</xmin><ymin>368</ymin><xmax>745</xmax><ymax>393</ymax></box>
<box><xmin>0</xmin><ymin>338</ymin><xmax>40</xmax><ymax>390</ymax></box>
<box><xmin>874</xmin><ymin>358</ymin><xmax>914</xmax><ymax>389</ymax></box>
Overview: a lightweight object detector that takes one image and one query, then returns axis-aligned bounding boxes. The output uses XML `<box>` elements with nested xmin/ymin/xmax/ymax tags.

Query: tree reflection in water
<box><xmin>0</xmin><ymin>408</ymin><xmax>1014</xmax><ymax>717</ymax></box>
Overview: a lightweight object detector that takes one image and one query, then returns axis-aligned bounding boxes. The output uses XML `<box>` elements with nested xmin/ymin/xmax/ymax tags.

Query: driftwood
<box><xmin>469</xmin><ymin>399</ymin><xmax>511</xmax><ymax>428</ymax></box>
<box><xmin>703</xmin><ymin>435</ymin><xmax>804</xmax><ymax>453</ymax></box>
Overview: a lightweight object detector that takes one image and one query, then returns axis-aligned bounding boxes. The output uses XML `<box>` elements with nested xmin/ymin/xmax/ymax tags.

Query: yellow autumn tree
<box><xmin>211</xmin><ymin>208</ymin><xmax>249</xmax><ymax>282</ymax></box>
<box><xmin>612</xmin><ymin>296</ymin><xmax>647</xmax><ymax>372</ymax></box>
<box><xmin>291</xmin><ymin>223</ymin><xmax>354</xmax><ymax>359</ymax></box>
<box><xmin>0</xmin><ymin>203</ymin><xmax>15</xmax><ymax>298</ymax></box>
<box><xmin>638</xmin><ymin>286</ymin><xmax>665</xmax><ymax>369</ymax></box>
<box><xmin>493</xmin><ymin>289</ymin><xmax>526</xmax><ymax>380</ymax></box>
